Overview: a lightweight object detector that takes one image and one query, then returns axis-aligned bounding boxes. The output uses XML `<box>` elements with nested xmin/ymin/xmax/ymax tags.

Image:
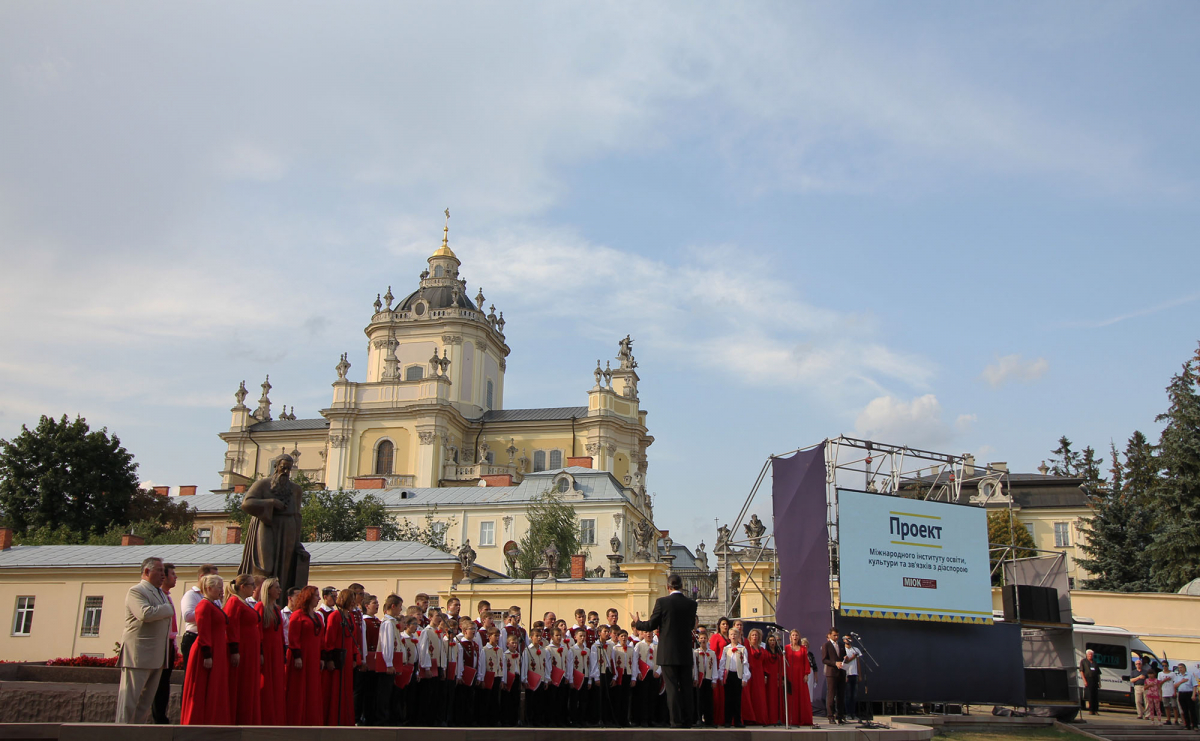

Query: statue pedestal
<box><xmin>607</xmin><ymin>553</ymin><xmax>624</xmax><ymax>578</ymax></box>
<box><xmin>621</xmin><ymin>560</ymin><xmax>669</xmax><ymax>620</ymax></box>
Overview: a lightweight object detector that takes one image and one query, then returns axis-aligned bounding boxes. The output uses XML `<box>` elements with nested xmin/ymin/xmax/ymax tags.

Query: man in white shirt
<box><xmin>281</xmin><ymin>587</ymin><xmax>299</xmax><ymax>647</ymax></box>
<box><xmin>179</xmin><ymin>563</ymin><xmax>219</xmax><ymax>677</ymax></box>
<box><xmin>842</xmin><ymin>635</ymin><xmax>861</xmax><ymax>720</ymax></box>
<box><xmin>1177</xmin><ymin>663</ymin><xmax>1197</xmax><ymax>732</ymax></box>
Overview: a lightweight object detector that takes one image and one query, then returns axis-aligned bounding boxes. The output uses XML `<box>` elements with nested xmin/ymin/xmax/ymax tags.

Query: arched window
<box><xmin>486</xmin><ymin>379</ymin><xmax>494</xmax><ymax>409</ymax></box>
<box><xmin>405</xmin><ymin>365</ymin><xmax>424</xmax><ymax>381</ymax></box>
<box><xmin>433</xmin><ymin>265</ymin><xmax>444</xmax><ymax>277</ymax></box>
<box><xmin>549</xmin><ymin>450</ymin><xmax>563</xmax><ymax>470</ymax></box>
<box><xmin>533</xmin><ymin>450</ymin><xmax>546</xmax><ymax>472</ymax></box>
<box><xmin>375</xmin><ymin>440</ymin><xmax>394</xmax><ymax>475</ymax></box>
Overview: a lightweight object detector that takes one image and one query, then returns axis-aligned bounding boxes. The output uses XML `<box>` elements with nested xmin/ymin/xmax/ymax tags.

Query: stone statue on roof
<box><xmin>238</xmin><ymin>455</ymin><xmax>310</xmax><ymax>595</ymax></box>
<box><xmin>744</xmin><ymin>514</ymin><xmax>766</xmax><ymax>548</ymax></box>
<box><xmin>617</xmin><ymin>335</ymin><xmax>637</xmax><ymax>370</ymax></box>
<box><xmin>458</xmin><ymin>539</ymin><xmax>477</xmax><ymax>576</ymax></box>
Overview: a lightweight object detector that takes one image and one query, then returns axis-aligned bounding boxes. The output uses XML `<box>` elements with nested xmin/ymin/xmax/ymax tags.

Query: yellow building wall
<box><xmin>1014</xmin><ymin>508</ymin><xmax>1086</xmax><ymax>582</ymax></box>
<box><xmin>356</xmin><ymin>427</ymin><xmax>412</xmax><ymax>476</ymax></box>
<box><xmin>0</xmin><ymin>561</ymin><xmax>460</xmax><ymax>663</ymax></box>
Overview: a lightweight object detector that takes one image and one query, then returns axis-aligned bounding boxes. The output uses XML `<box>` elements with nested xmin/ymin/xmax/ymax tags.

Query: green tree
<box><xmin>511</xmin><ymin>490</ymin><xmax>581</xmax><ymax>579</ymax></box>
<box><xmin>987</xmin><ymin>509</ymin><xmax>1037</xmax><ymax>585</ymax></box>
<box><xmin>1050</xmin><ymin>436</ymin><xmax>1081</xmax><ymax>477</ymax></box>
<box><xmin>1075</xmin><ymin>436</ymin><xmax>1155</xmax><ymax>591</ymax></box>
<box><xmin>0</xmin><ymin>415</ymin><xmax>142</xmax><ymax>536</ymax></box>
<box><xmin>395</xmin><ymin>511</ymin><xmax>458</xmax><ymax>553</ymax></box>
<box><xmin>302</xmin><ymin>490</ymin><xmax>401</xmax><ymax>542</ymax></box>
<box><xmin>1077</xmin><ymin>446</ymin><xmax>1106</xmax><ymax>497</ymax></box>
<box><xmin>1147</xmin><ymin>347</ymin><xmax>1200</xmax><ymax>592</ymax></box>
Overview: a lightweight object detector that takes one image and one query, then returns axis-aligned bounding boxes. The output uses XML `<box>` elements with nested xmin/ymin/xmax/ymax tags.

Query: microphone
<box><xmin>850</xmin><ymin>632</ymin><xmax>861</xmax><ymax>638</ymax></box>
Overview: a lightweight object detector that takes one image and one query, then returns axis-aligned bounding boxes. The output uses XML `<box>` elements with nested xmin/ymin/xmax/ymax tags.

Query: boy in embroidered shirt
<box><xmin>612</xmin><ymin>630</ymin><xmax>635</xmax><ymax>727</ymax></box>
<box><xmin>374</xmin><ymin>595</ymin><xmax>402</xmax><ymax>725</ymax></box>
<box><xmin>632</xmin><ymin>628</ymin><xmax>659</xmax><ymax>726</ymax></box>
<box><xmin>547</xmin><ymin>626</ymin><xmax>572</xmax><ymax>725</ymax></box>
<box><xmin>719</xmin><ymin>628</ymin><xmax>751</xmax><ymax>728</ymax></box>
<box><xmin>568</xmin><ymin>626</ymin><xmax>595</xmax><ymax>726</ymax></box>
<box><xmin>594</xmin><ymin>625</ymin><xmax>614</xmax><ymax>726</ymax></box>
<box><xmin>694</xmin><ymin>625</ymin><xmax>718</xmax><ymax>727</ymax></box>
<box><xmin>502</xmin><ymin>632</ymin><xmax>524</xmax><ymax>726</ymax></box>
<box><xmin>417</xmin><ymin>611</ymin><xmax>447</xmax><ymax>725</ymax></box>
<box><xmin>524</xmin><ymin>622</ymin><xmax>551</xmax><ymax>726</ymax></box>
<box><xmin>478</xmin><ymin>625</ymin><xmax>503</xmax><ymax>725</ymax></box>
<box><xmin>396</xmin><ymin>616</ymin><xmax>421</xmax><ymax>725</ymax></box>
<box><xmin>454</xmin><ymin>618</ymin><xmax>480</xmax><ymax>726</ymax></box>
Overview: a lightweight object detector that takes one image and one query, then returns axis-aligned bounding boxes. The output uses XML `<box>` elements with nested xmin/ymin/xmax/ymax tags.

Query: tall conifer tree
<box><xmin>1075</xmin><ymin>437</ymin><xmax>1154</xmax><ymax>591</ymax></box>
<box><xmin>1147</xmin><ymin>346</ymin><xmax>1200</xmax><ymax>592</ymax></box>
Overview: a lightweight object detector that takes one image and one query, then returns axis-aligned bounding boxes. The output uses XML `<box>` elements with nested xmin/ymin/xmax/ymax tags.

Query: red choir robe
<box><xmin>744</xmin><ymin>645</ymin><xmax>767</xmax><ymax>725</ymax></box>
<box><xmin>224</xmin><ymin>597</ymin><xmax>262</xmax><ymax>725</ymax></box>
<box><xmin>763</xmin><ymin>649</ymin><xmax>782</xmax><ymax>725</ymax></box>
<box><xmin>181</xmin><ymin>599</ymin><xmax>232</xmax><ymax>725</ymax></box>
<box><xmin>709</xmin><ymin>633</ymin><xmax>730</xmax><ymax>727</ymax></box>
<box><xmin>783</xmin><ymin>645</ymin><xmax>813</xmax><ymax>726</ymax></box>
<box><xmin>257</xmin><ymin>602</ymin><xmax>287</xmax><ymax>725</ymax></box>
<box><xmin>286</xmin><ymin>610</ymin><xmax>324</xmax><ymax>726</ymax></box>
<box><xmin>322</xmin><ymin>609</ymin><xmax>357</xmax><ymax>726</ymax></box>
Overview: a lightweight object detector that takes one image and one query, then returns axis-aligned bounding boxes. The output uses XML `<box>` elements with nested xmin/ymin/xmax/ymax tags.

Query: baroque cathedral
<box><xmin>214</xmin><ymin>222</ymin><xmax>658</xmax><ymax>567</ymax></box>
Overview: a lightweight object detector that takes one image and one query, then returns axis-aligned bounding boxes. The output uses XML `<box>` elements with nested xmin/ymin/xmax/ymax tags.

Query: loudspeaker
<box><xmin>1003</xmin><ymin>585</ymin><xmax>1060</xmax><ymax>623</ymax></box>
<box><xmin>1024</xmin><ymin>668</ymin><xmax>1069</xmax><ymax>701</ymax></box>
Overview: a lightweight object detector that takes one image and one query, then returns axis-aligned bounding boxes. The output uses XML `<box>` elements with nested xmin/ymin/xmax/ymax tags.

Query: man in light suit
<box><xmin>631</xmin><ymin>574</ymin><xmax>699</xmax><ymax>728</ymax></box>
<box><xmin>115</xmin><ymin>557</ymin><xmax>175</xmax><ymax>724</ymax></box>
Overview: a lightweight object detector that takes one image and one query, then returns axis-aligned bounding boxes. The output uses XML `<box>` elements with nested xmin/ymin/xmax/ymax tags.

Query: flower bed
<box><xmin>46</xmin><ymin>655</ymin><xmax>119</xmax><ymax>667</ymax></box>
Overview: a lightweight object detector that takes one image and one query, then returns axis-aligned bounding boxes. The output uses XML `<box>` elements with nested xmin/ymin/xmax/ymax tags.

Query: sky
<box><xmin>2</xmin><ymin>2</ymin><xmax>1198</xmax><ymax>552</ymax></box>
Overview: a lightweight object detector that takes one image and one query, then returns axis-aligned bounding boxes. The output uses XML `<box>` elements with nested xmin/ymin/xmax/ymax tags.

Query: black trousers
<box><xmin>372</xmin><ymin>672</ymin><xmax>394</xmax><ymax>725</ymax></box>
<box><xmin>612</xmin><ymin>676</ymin><xmax>632</xmax><ymax>726</ymax></box>
<box><xmin>724</xmin><ymin>673</ymin><xmax>744</xmax><ymax>726</ymax></box>
<box><xmin>151</xmin><ymin>660</ymin><xmax>172</xmax><ymax>723</ymax></box>
<box><xmin>1083</xmin><ymin>679</ymin><xmax>1099</xmax><ymax>714</ymax></box>
<box><xmin>661</xmin><ymin>664</ymin><xmax>694</xmax><ymax>727</ymax></box>
<box><xmin>697</xmin><ymin>678</ymin><xmax>714</xmax><ymax>726</ymax></box>
<box><xmin>844</xmin><ymin>675</ymin><xmax>859</xmax><ymax>718</ymax></box>
<box><xmin>179</xmin><ymin>632</ymin><xmax>197</xmax><ymax>673</ymax></box>
<box><xmin>1178</xmin><ymin>691</ymin><xmax>1195</xmax><ymax>729</ymax></box>
<box><xmin>826</xmin><ymin>673</ymin><xmax>845</xmax><ymax>721</ymax></box>
<box><xmin>501</xmin><ymin>684</ymin><xmax>520</xmax><ymax>726</ymax></box>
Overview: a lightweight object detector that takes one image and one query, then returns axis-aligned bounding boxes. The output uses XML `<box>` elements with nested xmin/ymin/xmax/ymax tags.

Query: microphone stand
<box><xmin>850</xmin><ymin>634</ymin><xmax>887</xmax><ymax>729</ymax></box>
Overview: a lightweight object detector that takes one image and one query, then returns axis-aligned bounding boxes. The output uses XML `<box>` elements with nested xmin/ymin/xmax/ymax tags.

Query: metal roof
<box><xmin>0</xmin><ymin>540</ymin><xmax>458</xmax><ymax>570</ymax></box>
<box><xmin>248</xmin><ymin>418</ymin><xmax>330</xmax><ymax>432</ymax></box>
<box><xmin>478</xmin><ymin>407</ymin><xmax>588</xmax><ymax>423</ymax></box>
<box><xmin>902</xmin><ymin>471</ymin><xmax>1084</xmax><ymax>487</ymax></box>
<box><xmin>1013</xmin><ymin>490</ymin><xmax>1090</xmax><ymax>509</ymax></box>
<box><xmin>191</xmin><ymin>468</ymin><xmax>629</xmax><ymax>513</ymax></box>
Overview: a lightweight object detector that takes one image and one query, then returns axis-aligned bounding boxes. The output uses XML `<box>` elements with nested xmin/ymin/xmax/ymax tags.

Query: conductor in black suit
<box><xmin>822</xmin><ymin>627</ymin><xmax>847</xmax><ymax>724</ymax></box>
<box><xmin>632</xmin><ymin>574</ymin><xmax>699</xmax><ymax>728</ymax></box>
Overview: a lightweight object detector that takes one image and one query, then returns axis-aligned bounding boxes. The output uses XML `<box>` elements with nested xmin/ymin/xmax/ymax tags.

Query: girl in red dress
<box><xmin>181</xmin><ymin>574</ymin><xmax>232</xmax><ymax>725</ymax></box>
<box><xmin>286</xmin><ymin>585</ymin><xmax>325</xmax><ymax>726</ymax></box>
<box><xmin>764</xmin><ymin>633</ymin><xmax>783</xmax><ymax>725</ymax></box>
<box><xmin>744</xmin><ymin>628</ymin><xmax>768</xmax><ymax>725</ymax></box>
<box><xmin>257</xmin><ymin>578</ymin><xmax>287</xmax><ymax>726</ymax></box>
<box><xmin>322</xmin><ymin>589</ymin><xmax>358</xmax><ymax>726</ymax></box>
<box><xmin>224</xmin><ymin>574</ymin><xmax>261</xmax><ymax>725</ymax></box>
<box><xmin>784</xmin><ymin>629</ymin><xmax>814</xmax><ymax>726</ymax></box>
<box><xmin>708</xmin><ymin>617</ymin><xmax>731</xmax><ymax>727</ymax></box>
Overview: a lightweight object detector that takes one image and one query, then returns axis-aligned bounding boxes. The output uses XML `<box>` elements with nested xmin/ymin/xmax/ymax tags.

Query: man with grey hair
<box><xmin>115</xmin><ymin>556</ymin><xmax>175</xmax><ymax>723</ymax></box>
<box><xmin>1079</xmin><ymin>648</ymin><xmax>1100</xmax><ymax>715</ymax></box>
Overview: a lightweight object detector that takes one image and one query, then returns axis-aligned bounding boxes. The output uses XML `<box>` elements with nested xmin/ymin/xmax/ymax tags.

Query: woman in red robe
<box><xmin>181</xmin><ymin>574</ymin><xmax>232</xmax><ymax>725</ymax></box>
<box><xmin>744</xmin><ymin>629</ymin><xmax>767</xmax><ymax>725</ymax></box>
<box><xmin>322</xmin><ymin>589</ymin><xmax>358</xmax><ymax>726</ymax></box>
<box><xmin>257</xmin><ymin>578</ymin><xmax>287</xmax><ymax>725</ymax></box>
<box><xmin>286</xmin><ymin>585</ymin><xmax>325</xmax><ymax>726</ymax></box>
<box><xmin>763</xmin><ymin>633</ymin><xmax>783</xmax><ymax>725</ymax></box>
<box><xmin>708</xmin><ymin>617</ymin><xmax>731</xmax><ymax>727</ymax></box>
<box><xmin>224</xmin><ymin>574</ymin><xmax>261</xmax><ymax>725</ymax></box>
<box><xmin>784</xmin><ymin>629</ymin><xmax>814</xmax><ymax>726</ymax></box>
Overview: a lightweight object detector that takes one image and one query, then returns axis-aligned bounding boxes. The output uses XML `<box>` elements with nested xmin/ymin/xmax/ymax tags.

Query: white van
<box><xmin>1073</xmin><ymin>624</ymin><xmax>1160</xmax><ymax>707</ymax></box>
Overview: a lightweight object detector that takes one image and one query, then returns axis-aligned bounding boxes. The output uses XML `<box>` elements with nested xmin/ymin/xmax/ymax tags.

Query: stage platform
<box><xmin>0</xmin><ymin>722</ymin><xmax>936</xmax><ymax>741</ymax></box>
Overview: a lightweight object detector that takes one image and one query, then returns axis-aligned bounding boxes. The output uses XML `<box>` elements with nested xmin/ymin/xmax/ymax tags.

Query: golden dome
<box><xmin>431</xmin><ymin>225</ymin><xmax>457</xmax><ymax>259</ymax></box>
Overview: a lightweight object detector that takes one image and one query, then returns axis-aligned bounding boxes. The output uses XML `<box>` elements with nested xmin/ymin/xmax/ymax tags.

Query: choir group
<box><xmin>178</xmin><ymin>565</ymin><xmax>818</xmax><ymax>728</ymax></box>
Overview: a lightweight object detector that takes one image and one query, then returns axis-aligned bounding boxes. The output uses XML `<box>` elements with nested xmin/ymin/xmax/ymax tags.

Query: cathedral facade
<box><xmin>212</xmin><ymin>224</ymin><xmax>657</xmax><ymax>571</ymax></box>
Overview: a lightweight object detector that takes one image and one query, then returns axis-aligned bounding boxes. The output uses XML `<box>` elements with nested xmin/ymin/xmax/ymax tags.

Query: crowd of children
<box><xmin>176</xmin><ymin>565</ymin><xmax>820</xmax><ymax>728</ymax></box>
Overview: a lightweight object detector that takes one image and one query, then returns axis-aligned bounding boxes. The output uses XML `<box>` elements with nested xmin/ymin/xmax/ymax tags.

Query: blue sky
<box><xmin>1</xmin><ymin>2</ymin><xmax>1197</xmax><ymax>551</ymax></box>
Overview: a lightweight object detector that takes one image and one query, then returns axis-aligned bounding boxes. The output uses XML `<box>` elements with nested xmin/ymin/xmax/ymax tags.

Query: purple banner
<box><xmin>771</xmin><ymin>444</ymin><xmax>831</xmax><ymax>714</ymax></box>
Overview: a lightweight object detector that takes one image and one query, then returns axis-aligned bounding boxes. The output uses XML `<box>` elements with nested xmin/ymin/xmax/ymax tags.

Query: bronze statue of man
<box><xmin>238</xmin><ymin>455</ymin><xmax>310</xmax><ymax>594</ymax></box>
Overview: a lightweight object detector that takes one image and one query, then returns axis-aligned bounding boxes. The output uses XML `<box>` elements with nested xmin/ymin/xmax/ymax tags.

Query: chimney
<box><xmin>366</xmin><ymin>525</ymin><xmax>381</xmax><ymax>542</ymax></box>
<box><xmin>152</xmin><ymin>486</ymin><xmax>170</xmax><ymax>497</ymax></box>
<box><xmin>570</xmin><ymin>554</ymin><xmax>587</xmax><ymax>580</ymax></box>
<box><xmin>352</xmin><ymin>477</ymin><xmax>386</xmax><ymax>490</ymax></box>
<box><xmin>225</xmin><ymin>525</ymin><xmax>242</xmax><ymax>545</ymax></box>
<box><xmin>178</xmin><ymin>485</ymin><xmax>197</xmax><ymax>496</ymax></box>
<box><xmin>481</xmin><ymin>474</ymin><xmax>514</xmax><ymax>487</ymax></box>
<box><xmin>567</xmin><ymin>456</ymin><xmax>593</xmax><ymax>469</ymax></box>
<box><xmin>121</xmin><ymin>533</ymin><xmax>145</xmax><ymax>547</ymax></box>
<box><xmin>233</xmin><ymin>484</ymin><xmax>247</xmax><ymax>494</ymax></box>
<box><xmin>0</xmin><ymin>527</ymin><xmax>12</xmax><ymax>551</ymax></box>
<box><xmin>962</xmin><ymin>454</ymin><xmax>975</xmax><ymax>477</ymax></box>
<box><xmin>989</xmin><ymin>462</ymin><xmax>1008</xmax><ymax>473</ymax></box>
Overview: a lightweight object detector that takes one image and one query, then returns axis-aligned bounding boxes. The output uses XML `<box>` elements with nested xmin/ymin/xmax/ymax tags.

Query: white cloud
<box><xmin>854</xmin><ymin>394</ymin><xmax>961</xmax><ymax>448</ymax></box>
<box><xmin>981</xmin><ymin>354</ymin><xmax>1049</xmax><ymax>388</ymax></box>
<box><xmin>955</xmin><ymin>414</ymin><xmax>977</xmax><ymax>434</ymax></box>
